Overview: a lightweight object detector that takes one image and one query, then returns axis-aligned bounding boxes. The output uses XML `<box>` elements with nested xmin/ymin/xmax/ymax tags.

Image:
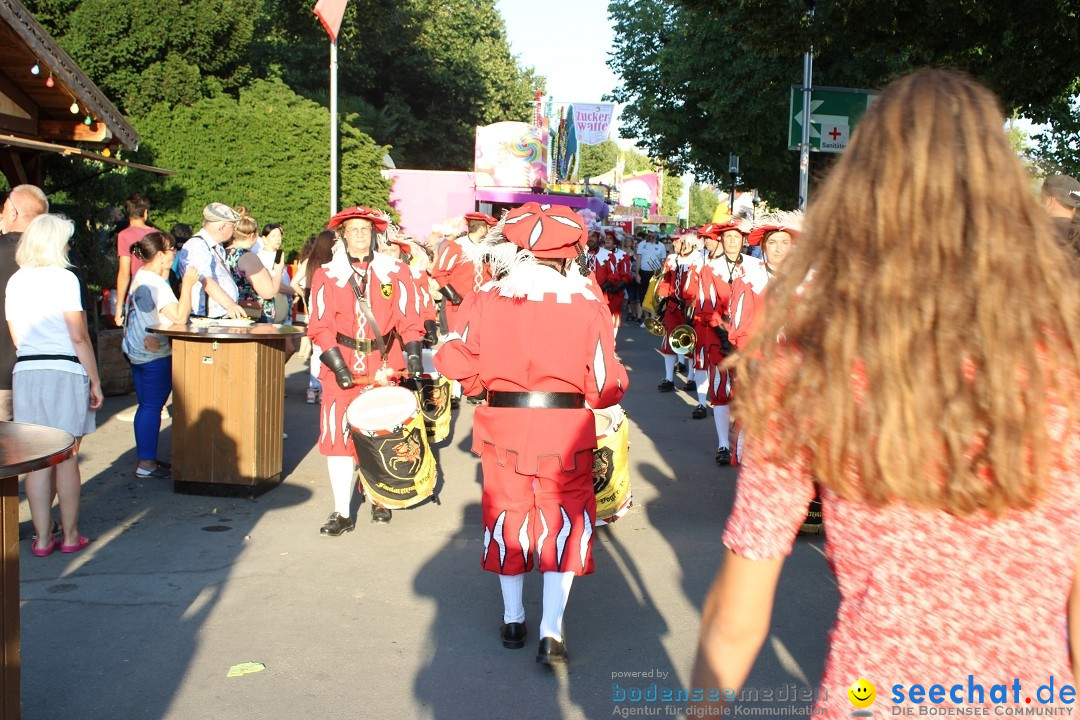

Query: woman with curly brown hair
<box><xmin>692</xmin><ymin>69</ymin><xmax>1080</xmax><ymax>713</ymax></box>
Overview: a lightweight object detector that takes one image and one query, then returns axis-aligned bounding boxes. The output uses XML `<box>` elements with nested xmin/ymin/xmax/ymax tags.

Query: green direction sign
<box><xmin>788</xmin><ymin>85</ymin><xmax>878</xmax><ymax>153</ymax></box>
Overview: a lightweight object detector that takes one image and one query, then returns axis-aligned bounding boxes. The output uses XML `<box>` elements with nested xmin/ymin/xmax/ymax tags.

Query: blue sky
<box><xmin>496</xmin><ymin>0</ymin><xmax>623</xmax><ymax>119</ymax></box>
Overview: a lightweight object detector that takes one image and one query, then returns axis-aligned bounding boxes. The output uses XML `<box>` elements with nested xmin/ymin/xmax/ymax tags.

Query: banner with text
<box><xmin>570</xmin><ymin>103</ymin><xmax>616</xmax><ymax>146</ymax></box>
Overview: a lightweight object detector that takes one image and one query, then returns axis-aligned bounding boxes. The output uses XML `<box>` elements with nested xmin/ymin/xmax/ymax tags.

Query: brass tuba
<box><xmin>668</xmin><ymin>324</ymin><xmax>697</xmax><ymax>355</ymax></box>
<box><xmin>644</xmin><ymin>317</ymin><xmax>665</xmax><ymax>336</ymax></box>
<box><xmin>642</xmin><ymin>273</ymin><xmax>661</xmax><ymax>313</ymax></box>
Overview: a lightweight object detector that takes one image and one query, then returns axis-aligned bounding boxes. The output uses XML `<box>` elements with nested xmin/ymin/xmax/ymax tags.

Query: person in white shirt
<box><xmin>5</xmin><ymin>214</ymin><xmax>102</xmax><ymax>556</ymax></box>
<box><xmin>122</xmin><ymin>231</ymin><xmax>198</xmax><ymax>479</ymax></box>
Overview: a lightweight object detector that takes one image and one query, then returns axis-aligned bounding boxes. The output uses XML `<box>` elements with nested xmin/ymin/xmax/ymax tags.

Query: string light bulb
<box><xmin>45</xmin><ymin>74</ymin><xmax>54</xmax><ymax>88</ymax></box>
<box><xmin>30</xmin><ymin>63</ymin><xmax>40</xmax><ymax>75</ymax></box>
<box><xmin>83</xmin><ymin>115</ymin><xmax>92</xmax><ymax>126</ymax></box>
<box><xmin>102</xmin><ymin>147</ymin><xmax>111</xmax><ymax>158</ymax></box>
<box><xmin>69</xmin><ymin>100</ymin><xmax>79</xmax><ymax>114</ymax></box>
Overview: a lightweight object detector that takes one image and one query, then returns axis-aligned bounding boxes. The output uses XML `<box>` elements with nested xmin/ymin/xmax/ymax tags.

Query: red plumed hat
<box><xmin>327</xmin><ymin>206</ymin><xmax>390</xmax><ymax>232</ymax></box>
<box><xmin>501</xmin><ymin>202</ymin><xmax>587</xmax><ymax>259</ymax></box>
<box><xmin>464</xmin><ymin>212</ymin><xmax>498</xmax><ymax>226</ymax></box>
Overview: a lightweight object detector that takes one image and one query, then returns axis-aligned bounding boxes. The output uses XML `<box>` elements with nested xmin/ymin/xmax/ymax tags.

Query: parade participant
<box><xmin>434</xmin><ymin>202</ymin><xmax>628</xmax><ymax>666</ymax></box>
<box><xmin>381</xmin><ymin>231</ymin><xmax>439</xmax><ymax>346</ymax></box>
<box><xmin>431</xmin><ymin>212</ymin><xmax>497</xmax><ymax>330</ymax></box>
<box><xmin>307</xmin><ymin>206</ymin><xmax>426</xmax><ymax>531</ymax></box>
<box><xmin>635</xmin><ymin>232</ymin><xmax>667</xmax><ymax>317</ymax></box>
<box><xmin>655</xmin><ymin>229</ymin><xmax>702</xmax><ymax>392</ymax></box>
<box><xmin>692</xmin><ymin>69</ymin><xmax>1080</xmax><ymax>717</ymax></box>
<box><xmin>696</xmin><ymin>219</ymin><xmax>760</xmax><ymax>463</ymax></box>
<box><xmin>595</xmin><ymin>231</ymin><xmax>632</xmax><ymax>336</ymax></box>
<box><xmin>432</xmin><ymin>212</ymin><xmax>496</xmax><ymax>405</ymax></box>
<box><xmin>728</xmin><ymin>213</ymin><xmax>801</xmax><ymax>352</ymax></box>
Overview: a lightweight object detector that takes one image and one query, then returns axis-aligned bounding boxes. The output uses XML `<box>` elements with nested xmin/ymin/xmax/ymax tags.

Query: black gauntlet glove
<box><xmin>713</xmin><ymin>325</ymin><xmax>735</xmax><ymax>355</ymax></box>
<box><xmin>423</xmin><ymin>319</ymin><xmax>439</xmax><ymax>348</ymax></box>
<box><xmin>320</xmin><ymin>346</ymin><xmax>355</xmax><ymax>389</ymax></box>
<box><xmin>440</xmin><ymin>284</ymin><xmax>463</xmax><ymax>306</ymax></box>
<box><xmin>655</xmin><ymin>297</ymin><xmax>668</xmax><ymax>315</ymax></box>
<box><xmin>405</xmin><ymin>341</ymin><xmax>424</xmax><ymax>378</ymax></box>
<box><xmin>601</xmin><ymin>281</ymin><xmax>615</xmax><ymax>293</ymax></box>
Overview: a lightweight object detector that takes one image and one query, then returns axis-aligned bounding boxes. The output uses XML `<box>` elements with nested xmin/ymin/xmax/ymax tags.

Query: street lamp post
<box><xmin>728</xmin><ymin>153</ymin><xmax>740</xmax><ymax>215</ymax></box>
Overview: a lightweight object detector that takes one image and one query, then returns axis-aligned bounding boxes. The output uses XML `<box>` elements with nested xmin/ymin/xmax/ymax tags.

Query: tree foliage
<box><xmin>609</xmin><ymin>0</ymin><xmax>1080</xmax><ymax>207</ymax></box>
<box><xmin>688</xmin><ymin>183</ymin><xmax>719</xmax><ymax>227</ymax></box>
<box><xmin>131</xmin><ymin>79</ymin><xmax>391</xmax><ymax>251</ymax></box>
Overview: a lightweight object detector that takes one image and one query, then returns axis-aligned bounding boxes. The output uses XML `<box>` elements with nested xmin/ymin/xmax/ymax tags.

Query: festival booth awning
<box><xmin>475</xmin><ymin>188</ymin><xmax>610</xmax><ymax>219</ymax></box>
<box><xmin>0</xmin><ymin>0</ymin><xmax>171</xmax><ymax>185</ymax></box>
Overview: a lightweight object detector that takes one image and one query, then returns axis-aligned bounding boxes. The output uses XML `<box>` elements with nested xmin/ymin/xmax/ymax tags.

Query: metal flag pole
<box><xmin>798</xmin><ymin>1</ymin><xmax>815</xmax><ymax>211</ymax></box>
<box><xmin>330</xmin><ymin>39</ymin><xmax>339</xmax><ymax>216</ymax></box>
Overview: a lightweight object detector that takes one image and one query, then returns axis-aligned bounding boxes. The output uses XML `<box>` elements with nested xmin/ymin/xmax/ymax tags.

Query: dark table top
<box><xmin>149</xmin><ymin>323</ymin><xmax>305</xmax><ymax>341</ymax></box>
<box><xmin>0</xmin><ymin>421</ymin><xmax>76</xmax><ymax>479</ymax></box>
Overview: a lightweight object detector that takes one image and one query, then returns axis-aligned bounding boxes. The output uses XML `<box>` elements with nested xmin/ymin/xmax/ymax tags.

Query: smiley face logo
<box><xmin>848</xmin><ymin>678</ymin><xmax>876</xmax><ymax>709</ymax></box>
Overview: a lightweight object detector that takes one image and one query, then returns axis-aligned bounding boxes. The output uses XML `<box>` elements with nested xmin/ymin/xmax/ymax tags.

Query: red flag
<box><xmin>313</xmin><ymin>0</ymin><xmax>348</xmax><ymax>43</ymax></box>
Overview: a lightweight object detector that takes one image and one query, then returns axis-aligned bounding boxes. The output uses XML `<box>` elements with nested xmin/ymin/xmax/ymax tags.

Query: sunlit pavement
<box><xmin>19</xmin><ymin>321</ymin><xmax>836</xmax><ymax>720</ymax></box>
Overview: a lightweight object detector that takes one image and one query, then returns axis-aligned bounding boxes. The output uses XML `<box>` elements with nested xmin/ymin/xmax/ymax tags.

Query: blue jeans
<box><xmin>130</xmin><ymin>355</ymin><xmax>172</xmax><ymax>461</ymax></box>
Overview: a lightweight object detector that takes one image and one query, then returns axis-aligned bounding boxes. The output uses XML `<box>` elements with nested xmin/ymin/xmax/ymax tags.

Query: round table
<box><xmin>149</xmin><ymin>323</ymin><xmax>303</xmax><ymax>496</ymax></box>
<box><xmin>0</xmin><ymin>421</ymin><xmax>75</xmax><ymax>720</ymax></box>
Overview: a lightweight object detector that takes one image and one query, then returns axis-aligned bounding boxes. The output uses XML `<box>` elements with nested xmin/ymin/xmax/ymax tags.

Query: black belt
<box><xmin>16</xmin><ymin>354</ymin><xmax>80</xmax><ymax>364</ymax></box>
<box><xmin>336</xmin><ymin>333</ymin><xmax>375</xmax><ymax>353</ymax></box>
<box><xmin>487</xmin><ymin>391</ymin><xmax>585</xmax><ymax>409</ymax></box>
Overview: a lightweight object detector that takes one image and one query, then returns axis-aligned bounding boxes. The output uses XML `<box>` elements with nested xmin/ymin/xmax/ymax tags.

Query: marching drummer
<box><xmin>434</xmin><ymin>202</ymin><xmax>628</xmax><ymax>667</ymax></box>
<box><xmin>308</xmin><ymin>206</ymin><xmax>427</xmax><ymax>532</ymax></box>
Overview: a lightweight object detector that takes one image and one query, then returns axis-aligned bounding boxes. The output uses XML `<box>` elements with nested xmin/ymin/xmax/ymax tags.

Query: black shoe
<box><xmin>500</xmin><ymin>621</ymin><xmax>527</xmax><ymax>649</ymax></box>
<box><xmin>674</xmin><ymin>362</ymin><xmax>686</xmax><ymax>375</ymax></box>
<box><xmin>715</xmin><ymin>447</ymin><xmax>732</xmax><ymax>466</ymax></box>
<box><xmin>692</xmin><ymin>404</ymin><xmax>708</xmax><ymax>419</ymax></box>
<box><xmin>371</xmin><ymin>505</ymin><xmax>392</xmax><ymax>524</ymax></box>
<box><xmin>536</xmin><ymin>637</ymin><xmax>568</xmax><ymax>666</ymax></box>
<box><xmin>451</xmin><ymin>397</ymin><xmax>461</xmax><ymax>409</ymax></box>
<box><xmin>684</xmin><ymin>380</ymin><xmax>697</xmax><ymax>392</ymax></box>
<box><xmin>319</xmin><ymin>512</ymin><xmax>356</xmax><ymax>536</ymax></box>
<box><xmin>799</xmin><ymin>497</ymin><xmax>823</xmax><ymax>535</ymax></box>
<box><xmin>658</xmin><ymin>379</ymin><xmax>675</xmax><ymax>392</ymax></box>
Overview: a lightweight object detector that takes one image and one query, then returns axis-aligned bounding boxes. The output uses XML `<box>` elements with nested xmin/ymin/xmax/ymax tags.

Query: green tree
<box><xmin>609</xmin><ymin>0</ymin><xmax>1080</xmax><ymax>207</ymax></box>
<box><xmin>688</xmin><ymin>183</ymin><xmax>719</xmax><ymax>226</ymax></box>
<box><xmin>130</xmin><ymin>79</ymin><xmax>391</xmax><ymax>251</ymax></box>
<box><xmin>23</xmin><ymin>0</ymin><xmax>261</xmax><ymax>115</ymax></box>
<box><xmin>256</xmin><ymin>0</ymin><xmax>542</xmax><ymax>169</ymax></box>
<box><xmin>660</xmin><ymin>170</ymin><xmax>683</xmax><ymax>218</ymax></box>
<box><xmin>578</xmin><ymin>140</ymin><xmax>620</xmax><ymax>179</ymax></box>
<box><xmin>1031</xmin><ymin>94</ymin><xmax>1080</xmax><ymax>178</ymax></box>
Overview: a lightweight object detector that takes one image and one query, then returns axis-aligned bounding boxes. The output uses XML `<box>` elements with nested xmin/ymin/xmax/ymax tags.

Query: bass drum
<box><xmin>592</xmin><ymin>405</ymin><xmax>632</xmax><ymax>525</ymax></box>
<box><xmin>346</xmin><ymin>385</ymin><xmax>437</xmax><ymax>509</ymax></box>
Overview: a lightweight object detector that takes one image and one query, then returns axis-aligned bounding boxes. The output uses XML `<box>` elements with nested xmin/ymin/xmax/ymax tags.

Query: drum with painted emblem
<box><xmin>592</xmin><ymin>405</ymin><xmax>632</xmax><ymax>525</ymax></box>
<box><xmin>346</xmin><ymin>385</ymin><xmax>437</xmax><ymax>508</ymax></box>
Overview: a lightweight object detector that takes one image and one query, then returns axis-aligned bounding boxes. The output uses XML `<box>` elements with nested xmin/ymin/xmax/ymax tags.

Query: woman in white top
<box><xmin>123</xmin><ymin>231</ymin><xmax>198</xmax><ymax>479</ymax></box>
<box><xmin>5</xmin><ymin>214</ymin><xmax>102</xmax><ymax>557</ymax></box>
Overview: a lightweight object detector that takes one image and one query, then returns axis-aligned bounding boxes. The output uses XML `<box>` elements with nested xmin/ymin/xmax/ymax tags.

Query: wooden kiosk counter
<box><xmin>151</xmin><ymin>323</ymin><xmax>305</xmax><ymax>497</ymax></box>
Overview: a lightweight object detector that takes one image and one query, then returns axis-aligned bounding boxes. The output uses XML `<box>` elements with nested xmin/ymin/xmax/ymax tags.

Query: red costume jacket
<box><xmin>656</xmin><ymin>252</ymin><xmax>702</xmax><ymax>355</ymax></box>
<box><xmin>434</xmin><ymin>263</ymin><xmax>628</xmax><ymax>475</ymax></box>
<box><xmin>431</xmin><ymin>235</ymin><xmax>492</xmax><ymax>329</ymax></box>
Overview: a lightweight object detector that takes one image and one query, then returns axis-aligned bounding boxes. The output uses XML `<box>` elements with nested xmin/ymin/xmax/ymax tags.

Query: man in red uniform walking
<box><xmin>308</xmin><ymin>207</ymin><xmax>427</xmax><ymax>531</ymax></box>
<box><xmin>435</xmin><ymin>202</ymin><xmax>628</xmax><ymax>667</ymax></box>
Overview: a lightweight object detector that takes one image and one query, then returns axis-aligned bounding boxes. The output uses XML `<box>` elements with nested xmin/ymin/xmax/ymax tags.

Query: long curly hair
<box><xmin>732</xmin><ymin>69</ymin><xmax>1080</xmax><ymax>516</ymax></box>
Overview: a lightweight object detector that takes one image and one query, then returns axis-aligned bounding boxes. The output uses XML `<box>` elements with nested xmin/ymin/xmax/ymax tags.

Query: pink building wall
<box><xmin>386</xmin><ymin>169</ymin><xmax>477</xmax><ymax>239</ymax></box>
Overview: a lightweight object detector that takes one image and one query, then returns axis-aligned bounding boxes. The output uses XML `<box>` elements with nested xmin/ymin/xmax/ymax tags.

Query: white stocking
<box><xmin>540</xmin><ymin>571</ymin><xmax>575</xmax><ymax>641</ymax></box>
<box><xmin>663</xmin><ymin>355</ymin><xmax>676</xmax><ymax>382</ymax></box>
<box><xmin>695</xmin><ymin>369</ymin><xmax>708</xmax><ymax>406</ymax></box>
<box><xmin>713</xmin><ymin>405</ymin><xmax>731</xmax><ymax>449</ymax></box>
<box><xmin>326</xmin><ymin>455</ymin><xmax>356</xmax><ymax>517</ymax></box>
<box><xmin>500</xmin><ymin>574</ymin><xmax>525</xmax><ymax>624</ymax></box>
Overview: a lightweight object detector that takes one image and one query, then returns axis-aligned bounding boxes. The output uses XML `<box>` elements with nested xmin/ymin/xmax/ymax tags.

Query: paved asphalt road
<box><xmin>18</xmin><ymin>321</ymin><xmax>837</xmax><ymax>720</ymax></box>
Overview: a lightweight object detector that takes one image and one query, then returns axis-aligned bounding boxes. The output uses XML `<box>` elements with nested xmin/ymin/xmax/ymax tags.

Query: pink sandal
<box><xmin>32</xmin><ymin>537</ymin><xmax>59</xmax><ymax>557</ymax></box>
<box><xmin>60</xmin><ymin>535</ymin><xmax>91</xmax><ymax>554</ymax></box>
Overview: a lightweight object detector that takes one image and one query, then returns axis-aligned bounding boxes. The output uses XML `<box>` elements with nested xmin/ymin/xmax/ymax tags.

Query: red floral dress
<box><xmin>724</xmin><ymin>389</ymin><xmax>1080</xmax><ymax>715</ymax></box>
